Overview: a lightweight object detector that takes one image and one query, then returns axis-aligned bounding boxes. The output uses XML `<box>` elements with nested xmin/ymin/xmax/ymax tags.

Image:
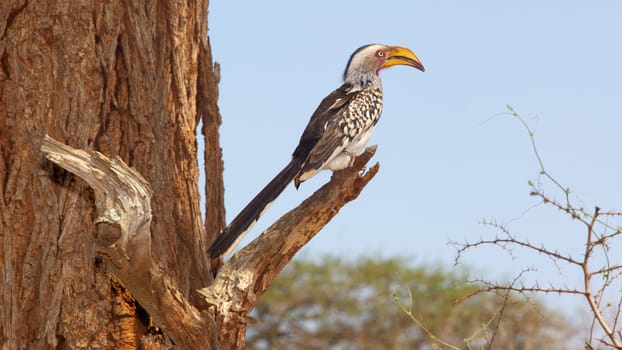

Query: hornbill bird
<box><xmin>208</xmin><ymin>44</ymin><xmax>424</xmax><ymax>258</ymax></box>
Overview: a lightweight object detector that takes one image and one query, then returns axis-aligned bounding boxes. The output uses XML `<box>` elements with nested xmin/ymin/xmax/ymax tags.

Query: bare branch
<box><xmin>486</xmin><ymin>271</ymin><xmax>525</xmax><ymax>350</ymax></box>
<box><xmin>597</xmin><ymin>268</ymin><xmax>622</xmax><ymax>284</ymax></box>
<box><xmin>529</xmin><ymin>190</ymin><xmax>589</xmax><ymax>225</ymax></box>
<box><xmin>199</xmin><ymin>146</ymin><xmax>379</xmax><ymax>345</ymax></box>
<box><xmin>454</xmin><ymin>236</ymin><xmax>582</xmax><ymax>267</ymax></box>
<box><xmin>475</xmin><ymin>283</ymin><xmax>586</xmax><ymax>297</ymax></box>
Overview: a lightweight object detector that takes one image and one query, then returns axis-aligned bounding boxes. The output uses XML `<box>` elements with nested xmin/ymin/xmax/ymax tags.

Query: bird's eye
<box><xmin>376</xmin><ymin>50</ymin><xmax>385</xmax><ymax>57</ymax></box>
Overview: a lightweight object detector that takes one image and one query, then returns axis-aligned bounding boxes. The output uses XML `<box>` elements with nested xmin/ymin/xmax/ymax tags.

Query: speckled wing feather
<box><xmin>302</xmin><ymin>117</ymin><xmax>346</xmax><ymax>173</ymax></box>
<box><xmin>292</xmin><ymin>83</ymin><xmax>361</xmax><ymax>187</ymax></box>
<box><xmin>293</xmin><ymin>83</ymin><xmax>355</xmax><ymax>159</ymax></box>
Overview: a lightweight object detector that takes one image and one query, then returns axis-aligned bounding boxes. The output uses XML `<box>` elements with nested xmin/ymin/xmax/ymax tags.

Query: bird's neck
<box><xmin>344</xmin><ymin>71</ymin><xmax>382</xmax><ymax>91</ymax></box>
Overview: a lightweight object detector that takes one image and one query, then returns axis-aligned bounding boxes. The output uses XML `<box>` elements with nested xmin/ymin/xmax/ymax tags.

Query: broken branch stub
<box><xmin>40</xmin><ymin>135</ymin><xmax>213</xmax><ymax>349</ymax></box>
<box><xmin>41</xmin><ymin>135</ymin><xmax>153</xmax><ymax>264</ymax></box>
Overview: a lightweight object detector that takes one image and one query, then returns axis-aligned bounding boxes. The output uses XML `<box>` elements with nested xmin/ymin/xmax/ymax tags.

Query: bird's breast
<box><xmin>338</xmin><ymin>87</ymin><xmax>383</xmax><ymax>141</ymax></box>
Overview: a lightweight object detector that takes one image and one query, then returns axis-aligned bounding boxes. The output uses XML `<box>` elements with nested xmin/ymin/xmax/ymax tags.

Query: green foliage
<box><xmin>248</xmin><ymin>256</ymin><xmax>574</xmax><ymax>349</ymax></box>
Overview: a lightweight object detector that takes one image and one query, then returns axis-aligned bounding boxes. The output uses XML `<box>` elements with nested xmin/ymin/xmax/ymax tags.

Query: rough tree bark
<box><xmin>1</xmin><ymin>1</ymin><xmax>379</xmax><ymax>349</ymax></box>
<box><xmin>1</xmin><ymin>1</ymin><xmax>218</xmax><ymax>348</ymax></box>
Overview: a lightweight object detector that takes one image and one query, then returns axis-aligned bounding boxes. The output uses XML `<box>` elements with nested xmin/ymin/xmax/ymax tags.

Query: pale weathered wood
<box><xmin>200</xmin><ymin>146</ymin><xmax>379</xmax><ymax>348</ymax></box>
<box><xmin>41</xmin><ymin>135</ymin><xmax>215</xmax><ymax>350</ymax></box>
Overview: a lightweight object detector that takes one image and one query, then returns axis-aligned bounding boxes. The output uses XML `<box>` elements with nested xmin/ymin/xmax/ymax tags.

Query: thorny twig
<box><xmin>456</xmin><ymin>106</ymin><xmax>622</xmax><ymax>349</ymax></box>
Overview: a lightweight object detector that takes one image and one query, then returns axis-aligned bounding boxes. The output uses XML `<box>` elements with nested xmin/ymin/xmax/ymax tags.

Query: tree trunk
<box><xmin>1</xmin><ymin>1</ymin><xmax>378</xmax><ymax>349</ymax></box>
<box><xmin>1</xmin><ymin>0</ymin><xmax>220</xmax><ymax>348</ymax></box>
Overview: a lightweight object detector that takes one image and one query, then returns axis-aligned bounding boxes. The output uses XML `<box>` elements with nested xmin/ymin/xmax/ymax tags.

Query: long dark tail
<box><xmin>208</xmin><ymin>160</ymin><xmax>300</xmax><ymax>258</ymax></box>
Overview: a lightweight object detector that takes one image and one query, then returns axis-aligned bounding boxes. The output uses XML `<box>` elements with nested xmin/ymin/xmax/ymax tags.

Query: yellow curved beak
<box><xmin>382</xmin><ymin>46</ymin><xmax>425</xmax><ymax>72</ymax></box>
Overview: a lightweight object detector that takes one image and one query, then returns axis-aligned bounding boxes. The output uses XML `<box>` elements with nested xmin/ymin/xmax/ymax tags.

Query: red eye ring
<box><xmin>376</xmin><ymin>50</ymin><xmax>385</xmax><ymax>57</ymax></box>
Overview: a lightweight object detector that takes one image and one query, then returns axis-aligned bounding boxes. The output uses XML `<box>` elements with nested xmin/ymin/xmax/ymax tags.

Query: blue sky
<box><xmin>205</xmin><ymin>0</ymin><xmax>622</xmax><ymax>312</ymax></box>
